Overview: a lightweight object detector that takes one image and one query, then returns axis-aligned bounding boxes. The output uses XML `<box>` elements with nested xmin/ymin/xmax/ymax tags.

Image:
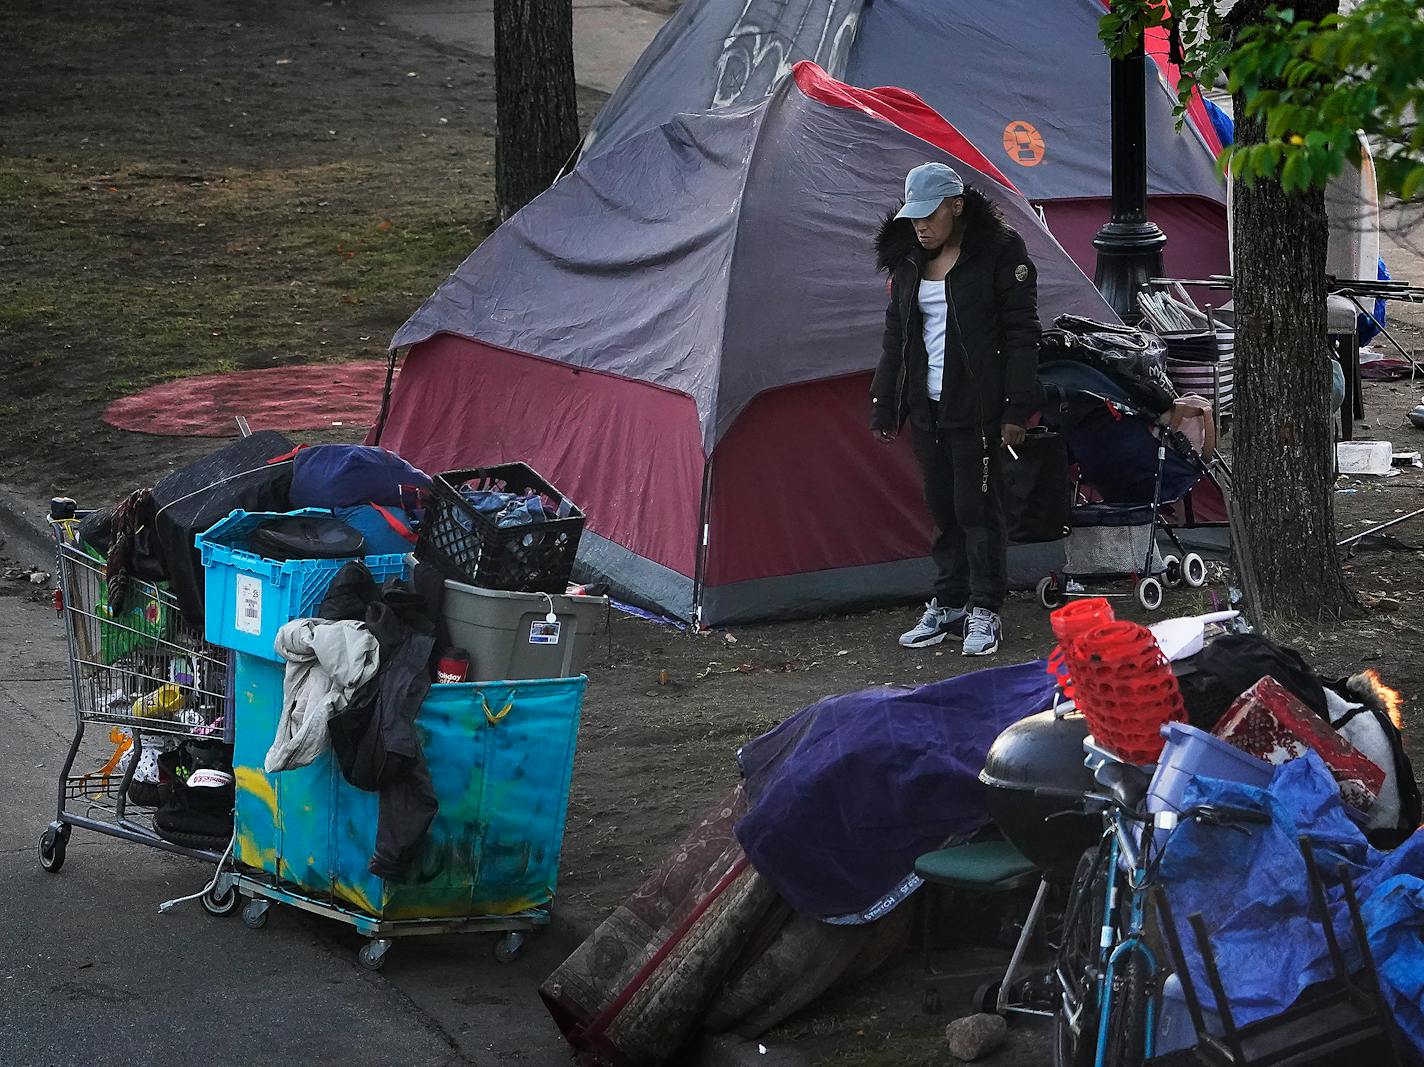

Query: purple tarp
<box><xmin>734</xmin><ymin>661</ymin><xmax>1059</xmax><ymax>920</ymax></box>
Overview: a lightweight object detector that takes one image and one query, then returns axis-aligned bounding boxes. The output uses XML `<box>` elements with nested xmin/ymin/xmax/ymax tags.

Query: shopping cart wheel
<box><xmin>1162</xmin><ymin>555</ymin><xmax>1183</xmax><ymax>588</ymax></box>
<box><xmin>972</xmin><ymin>980</ymin><xmax>1003</xmax><ymax>1015</ymax></box>
<box><xmin>1136</xmin><ymin>577</ymin><xmax>1164</xmax><ymax>612</ymax></box>
<box><xmin>201</xmin><ymin>880</ymin><xmax>241</xmax><ymax>917</ymax></box>
<box><xmin>1036</xmin><ymin>575</ymin><xmax>1064</xmax><ymax>610</ymax></box>
<box><xmin>1182</xmin><ymin>553</ymin><xmax>1208</xmax><ymax>589</ymax></box>
<box><xmin>493</xmin><ymin>931</ymin><xmax>525</xmax><ymax>964</ymax></box>
<box><xmin>241</xmin><ymin>899</ymin><xmax>270</xmax><ymax>929</ymax></box>
<box><xmin>38</xmin><ymin>824</ymin><xmax>69</xmax><ymax>873</ymax></box>
<box><xmin>358</xmin><ymin>939</ymin><xmax>392</xmax><ymax>971</ymax></box>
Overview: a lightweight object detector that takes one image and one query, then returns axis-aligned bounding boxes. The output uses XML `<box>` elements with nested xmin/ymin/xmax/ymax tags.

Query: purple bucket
<box><xmin>1146</xmin><ymin>722</ymin><xmax>1274</xmax><ymax>815</ymax></box>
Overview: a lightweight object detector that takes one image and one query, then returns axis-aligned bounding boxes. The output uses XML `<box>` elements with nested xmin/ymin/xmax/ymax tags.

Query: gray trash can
<box><xmin>440</xmin><ymin>578</ymin><xmax>607</xmax><ymax>681</ymax></box>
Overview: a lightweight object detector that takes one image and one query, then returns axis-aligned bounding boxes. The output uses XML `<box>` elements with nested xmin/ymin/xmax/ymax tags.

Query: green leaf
<box><xmin>1281</xmin><ymin>151</ymin><xmax>1307</xmax><ymax>191</ymax></box>
<box><xmin>1402</xmin><ymin>165</ymin><xmax>1424</xmax><ymax>202</ymax></box>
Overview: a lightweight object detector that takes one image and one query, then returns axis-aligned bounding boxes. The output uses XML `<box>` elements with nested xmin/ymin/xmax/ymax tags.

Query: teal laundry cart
<box><xmin>231</xmin><ymin>652</ymin><xmax>585</xmax><ymax>968</ymax></box>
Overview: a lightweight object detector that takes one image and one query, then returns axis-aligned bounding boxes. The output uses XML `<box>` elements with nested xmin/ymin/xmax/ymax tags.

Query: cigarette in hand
<box><xmin>1006</xmin><ymin>443</ymin><xmax>1020</xmax><ymax>460</ymax></box>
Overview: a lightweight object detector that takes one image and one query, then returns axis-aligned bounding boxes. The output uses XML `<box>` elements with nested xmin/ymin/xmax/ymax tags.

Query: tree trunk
<box><xmin>1227</xmin><ymin>0</ymin><xmax>1356</xmax><ymax>623</ymax></box>
<box><xmin>494</xmin><ymin>0</ymin><xmax>579</xmax><ymax>220</ymax></box>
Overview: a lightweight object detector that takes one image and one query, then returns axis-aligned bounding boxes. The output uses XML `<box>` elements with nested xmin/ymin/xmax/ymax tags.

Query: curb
<box><xmin>0</xmin><ymin>485</ymin><xmax>54</xmax><ymax>567</ymax></box>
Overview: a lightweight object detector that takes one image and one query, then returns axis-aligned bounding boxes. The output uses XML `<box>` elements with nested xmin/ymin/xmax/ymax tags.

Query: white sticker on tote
<box><xmin>235</xmin><ymin>575</ymin><xmax>263</xmax><ymax>635</ymax></box>
<box><xmin>529</xmin><ymin>620</ymin><xmax>562</xmax><ymax>645</ymax></box>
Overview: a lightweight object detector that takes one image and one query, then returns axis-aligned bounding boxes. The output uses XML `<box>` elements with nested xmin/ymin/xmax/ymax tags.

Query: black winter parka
<box><xmin>870</xmin><ymin>207</ymin><xmax>1042</xmax><ymax>434</ymax></box>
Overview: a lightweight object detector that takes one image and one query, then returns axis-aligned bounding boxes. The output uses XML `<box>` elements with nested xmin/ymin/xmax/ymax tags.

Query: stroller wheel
<box><xmin>1162</xmin><ymin>555</ymin><xmax>1183</xmax><ymax>588</ymax></box>
<box><xmin>1036</xmin><ymin>575</ymin><xmax>1064</xmax><ymax>610</ymax></box>
<box><xmin>1136</xmin><ymin>577</ymin><xmax>1164</xmax><ymax>612</ymax></box>
<box><xmin>1182</xmin><ymin>553</ymin><xmax>1208</xmax><ymax>588</ymax></box>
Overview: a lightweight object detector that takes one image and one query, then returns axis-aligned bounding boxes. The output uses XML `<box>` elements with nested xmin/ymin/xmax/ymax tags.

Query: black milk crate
<box><xmin>416</xmin><ymin>463</ymin><xmax>585</xmax><ymax>593</ymax></box>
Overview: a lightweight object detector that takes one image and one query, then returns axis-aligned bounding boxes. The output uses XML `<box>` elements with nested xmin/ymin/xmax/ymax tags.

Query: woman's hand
<box><xmin>1001</xmin><ymin>423</ymin><xmax>1026</xmax><ymax>448</ymax></box>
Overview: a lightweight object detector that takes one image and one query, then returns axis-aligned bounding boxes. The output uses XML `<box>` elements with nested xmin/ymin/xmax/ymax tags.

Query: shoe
<box><xmin>153</xmin><ymin>740</ymin><xmax>235</xmax><ymax>850</ymax></box>
<box><xmin>962</xmin><ymin>607</ymin><xmax>1002</xmax><ymax>657</ymax></box>
<box><xmin>899</xmin><ymin>599</ymin><xmax>969</xmax><ymax>648</ymax></box>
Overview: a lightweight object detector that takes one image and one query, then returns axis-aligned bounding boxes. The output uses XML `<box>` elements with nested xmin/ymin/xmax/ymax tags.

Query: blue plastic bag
<box><xmin>1159</xmin><ymin>753</ymin><xmax>1424</xmax><ymax>1055</ymax></box>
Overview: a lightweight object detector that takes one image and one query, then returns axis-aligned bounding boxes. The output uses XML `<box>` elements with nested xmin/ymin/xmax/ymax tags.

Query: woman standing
<box><xmin>871</xmin><ymin>163</ymin><xmax>1042</xmax><ymax>656</ymax></box>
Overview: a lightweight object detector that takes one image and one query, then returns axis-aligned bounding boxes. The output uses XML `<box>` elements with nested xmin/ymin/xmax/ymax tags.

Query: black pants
<box><xmin>911</xmin><ymin>425</ymin><xmax>1008</xmax><ymax>612</ymax></box>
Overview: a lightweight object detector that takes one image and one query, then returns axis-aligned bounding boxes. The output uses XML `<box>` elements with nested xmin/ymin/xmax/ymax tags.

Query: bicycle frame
<box><xmin>1091</xmin><ymin>831</ymin><xmax>1159</xmax><ymax>1066</ymax></box>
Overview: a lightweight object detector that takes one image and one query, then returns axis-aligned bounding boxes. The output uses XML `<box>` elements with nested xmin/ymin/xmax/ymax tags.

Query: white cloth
<box><xmin>265</xmin><ymin>618</ymin><xmax>379</xmax><ymax>773</ymax></box>
<box><xmin>918</xmin><ymin>277</ymin><xmax>948</xmax><ymax>401</ymax></box>
<box><xmin>1323</xmin><ymin>687</ymin><xmax>1401</xmax><ymax>834</ymax></box>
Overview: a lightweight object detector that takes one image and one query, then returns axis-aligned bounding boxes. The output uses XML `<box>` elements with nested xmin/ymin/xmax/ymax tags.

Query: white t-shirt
<box><xmin>918</xmin><ymin>278</ymin><xmax>948</xmax><ymax>401</ymax></box>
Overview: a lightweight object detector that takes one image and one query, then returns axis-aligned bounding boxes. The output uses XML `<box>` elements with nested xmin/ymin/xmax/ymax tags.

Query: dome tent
<box><xmin>375</xmin><ymin>65</ymin><xmax>1115</xmax><ymax>624</ymax></box>
<box><xmin>582</xmin><ymin>0</ymin><xmax>1230</xmax><ymax>284</ymax></box>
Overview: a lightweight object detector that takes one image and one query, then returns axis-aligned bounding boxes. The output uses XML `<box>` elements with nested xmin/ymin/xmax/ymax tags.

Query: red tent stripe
<box><xmin>792</xmin><ymin>62</ymin><xmax>1020</xmax><ymax>193</ymax></box>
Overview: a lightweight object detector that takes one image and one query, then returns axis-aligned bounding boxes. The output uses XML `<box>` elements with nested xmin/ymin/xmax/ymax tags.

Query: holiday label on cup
<box><xmin>529</xmin><ymin>620</ymin><xmax>562</xmax><ymax>645</ymax></box>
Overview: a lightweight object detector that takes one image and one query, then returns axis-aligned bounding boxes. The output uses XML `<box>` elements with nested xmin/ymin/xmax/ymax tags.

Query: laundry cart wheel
<box><xmin>1136</xmin><ymin>577</ymin><xmax>1164</xmax><ymax>612</ymax></box>
<box><xmin>201</xmin><ymin>880</ymin><xmax>241</xmax><ymax>917</ymax></box>
<box><xmin>242</xmin><ymin>899</ymin><xmax>270</xmax><ymax>929</ymax></box>
<box><xmin>1182</xmin><ymin>553</ymin><xmax>1208</xmax><ymax>588</ymax></box>
<box><xmin>1036</xmin><ymin>575</ymin><xmax>1064</xmax><ymax>610</ymax></box>
<box><xmin>359</xmin><ymin>939</ymin><xmax>393</xmax><ymax>971</ymax></box>
<box><xmin>1161</xmin><ymin>555</ymin><xmax>1183</xmax><ymax>588</ymax></box>
<box><xmin>494</xmin><ymin>931</ymin><xmax>525</xmax><ymax>964</ymax></box>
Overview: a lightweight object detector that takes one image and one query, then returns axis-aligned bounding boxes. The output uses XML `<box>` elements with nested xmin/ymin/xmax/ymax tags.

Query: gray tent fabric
<box><xmin>583</xmin><ymin>0</ymin><xmax>1223</xmax><ymax>207</ymax></box>
<box><xmin>392</xmin><ymin>73</ymin><xmax>1115</xmax><ymax>451</ymax></box>
<box><xmin>844</xmin><ymin>0</ymin><xmax>1222</xmax><ymax>201</ymax></box>
<box><xmin>582</xmin><ymin>0</ymin><xmax>861</xmax><ymax>157</ymax></box>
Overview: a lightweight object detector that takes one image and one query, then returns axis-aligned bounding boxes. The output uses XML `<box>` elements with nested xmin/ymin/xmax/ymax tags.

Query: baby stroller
<box><xmin>1033</xmin><ymin>360</ymin><xmax>1210</xmax><ymax>612</ymax></box>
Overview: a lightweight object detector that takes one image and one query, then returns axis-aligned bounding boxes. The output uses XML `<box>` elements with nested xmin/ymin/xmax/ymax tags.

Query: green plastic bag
<box><xmin>84</xmin><ymin>546</ymin><xmax>172</xmax><ymax>663</ymax></box>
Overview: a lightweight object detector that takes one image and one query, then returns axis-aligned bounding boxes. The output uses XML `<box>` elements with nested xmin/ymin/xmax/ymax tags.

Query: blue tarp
<box><xmin>1160</xmin><ymin>752</ymin><xmax>1424</xmax><ymax>1055</ymax></box>
<box><xmin>734</xmin><ymin>660</ymin><xmax>1058</xmax><ymax>920</ymax></box>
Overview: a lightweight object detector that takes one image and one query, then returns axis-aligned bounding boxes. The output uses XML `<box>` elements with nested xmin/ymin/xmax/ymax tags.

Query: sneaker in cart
<box><xmin>153</xmin><ymin>741</ymin><xmax>235</xmax><ymax>851</ymax></box>
<box><xmin>962</xmin><ymin>608</ymin><xmax>1002</xmax><ymax>657</ymax></box>
<box><xmin>899</xmin><ymin>599</ymin><xmax>969</xmax><ymax>648</ymax></box>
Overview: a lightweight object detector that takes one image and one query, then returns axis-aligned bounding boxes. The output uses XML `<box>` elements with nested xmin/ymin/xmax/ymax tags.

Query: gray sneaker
<box><xmin>962</xmin><ymin>607</ymin><xmax>1002</xmax><ymax>656</ymax></box>
<box><xmin>899</xmin><ymin>599</ymin><xmax>969</xmax><ymax>648</ymax></box>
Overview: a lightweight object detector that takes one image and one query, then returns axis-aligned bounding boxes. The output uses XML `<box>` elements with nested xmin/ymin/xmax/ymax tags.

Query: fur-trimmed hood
<box><xmin>874</xmin><ymin>213</ymin><xmax>923</xmax><ymax>273</ymax></box>
<box><xmin>873</xmin><ymin>188</ymin><xmax>1012</xmax><ymax>274</ymax></box>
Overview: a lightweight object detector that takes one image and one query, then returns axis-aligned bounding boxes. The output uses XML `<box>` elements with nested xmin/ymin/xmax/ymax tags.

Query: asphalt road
<box><xmin>0</xmin><ymin>540</ymin><xmax>578</xmax><ymax>1067</ymax></box>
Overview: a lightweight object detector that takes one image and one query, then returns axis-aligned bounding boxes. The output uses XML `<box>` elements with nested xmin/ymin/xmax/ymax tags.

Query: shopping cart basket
<box><xmin>39</xmin><ymin>510</ymin><xmax>240</xmax><ymax>915</ymax></box>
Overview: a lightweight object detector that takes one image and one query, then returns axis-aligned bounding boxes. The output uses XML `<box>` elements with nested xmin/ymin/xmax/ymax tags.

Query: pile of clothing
<box><xmin>456</xmin><ymin>487</ymin><xmax>561</xmax><ymax>529</ymax></box>
<box><xmin>263</xmin><ymin>560</ymin><xmax>449</xmax><ymax>877</ymax></box>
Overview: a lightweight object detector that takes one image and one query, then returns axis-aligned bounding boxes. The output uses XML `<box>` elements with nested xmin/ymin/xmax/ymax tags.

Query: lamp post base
<box><xmin>1093</xmin><ymin>221</ymin><xmax>1166</xmax><ymax>323</ymax></box>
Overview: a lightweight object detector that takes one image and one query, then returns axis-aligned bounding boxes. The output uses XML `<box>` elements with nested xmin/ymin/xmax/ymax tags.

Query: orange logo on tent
<box><xmin>1003</xmin><ymin>121</ymin><xmax>1045</xmax><ymax>167</ymax></box>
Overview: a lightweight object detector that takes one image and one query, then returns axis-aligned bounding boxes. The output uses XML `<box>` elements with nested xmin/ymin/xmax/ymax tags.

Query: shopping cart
<box><xmin>40</xmin><ymin>508</ymin><xmax>240</xmax><ymax>916</ymax></box>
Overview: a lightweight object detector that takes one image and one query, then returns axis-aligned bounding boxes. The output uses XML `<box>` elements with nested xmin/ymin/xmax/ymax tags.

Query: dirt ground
<box><xmin>4</xmin><ymin>3</ymin><xmax>1424</xmax><ymax>1065</ymax></box>
<box><xmin>0</xmin><ymin>0</ymin><xmax>606</xmax><ymax>501</ymax></box>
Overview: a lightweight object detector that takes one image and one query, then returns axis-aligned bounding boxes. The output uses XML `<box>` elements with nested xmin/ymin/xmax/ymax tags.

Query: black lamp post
<box><xmin>1093</xmin><ymin>38</ymin><xmax>1166</xmax><ymax>322</ymax></box>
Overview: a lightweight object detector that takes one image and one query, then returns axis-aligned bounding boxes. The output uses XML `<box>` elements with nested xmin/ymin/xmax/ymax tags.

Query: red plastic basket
<box><xmin>1071</xmin><ymin>620</ymin><xmax>1184</xmax><ymax>764</ymax></box>
<box><xmin>1046</xmin><ymin>598</ymin><xmax>1115</xmax><ymax>699</ymax></box>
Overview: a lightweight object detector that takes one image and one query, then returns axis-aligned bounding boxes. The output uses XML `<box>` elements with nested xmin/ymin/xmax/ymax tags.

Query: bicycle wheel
<box><xmin>1053</xmin><ymin>846</ymin><xmax>1107</xmax><ymax>1067</ymax></box>
<box><xmin>1104</xmin><ymin>951</ymin><xmax>1148</xmax><ymax>1067</ymax></box>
